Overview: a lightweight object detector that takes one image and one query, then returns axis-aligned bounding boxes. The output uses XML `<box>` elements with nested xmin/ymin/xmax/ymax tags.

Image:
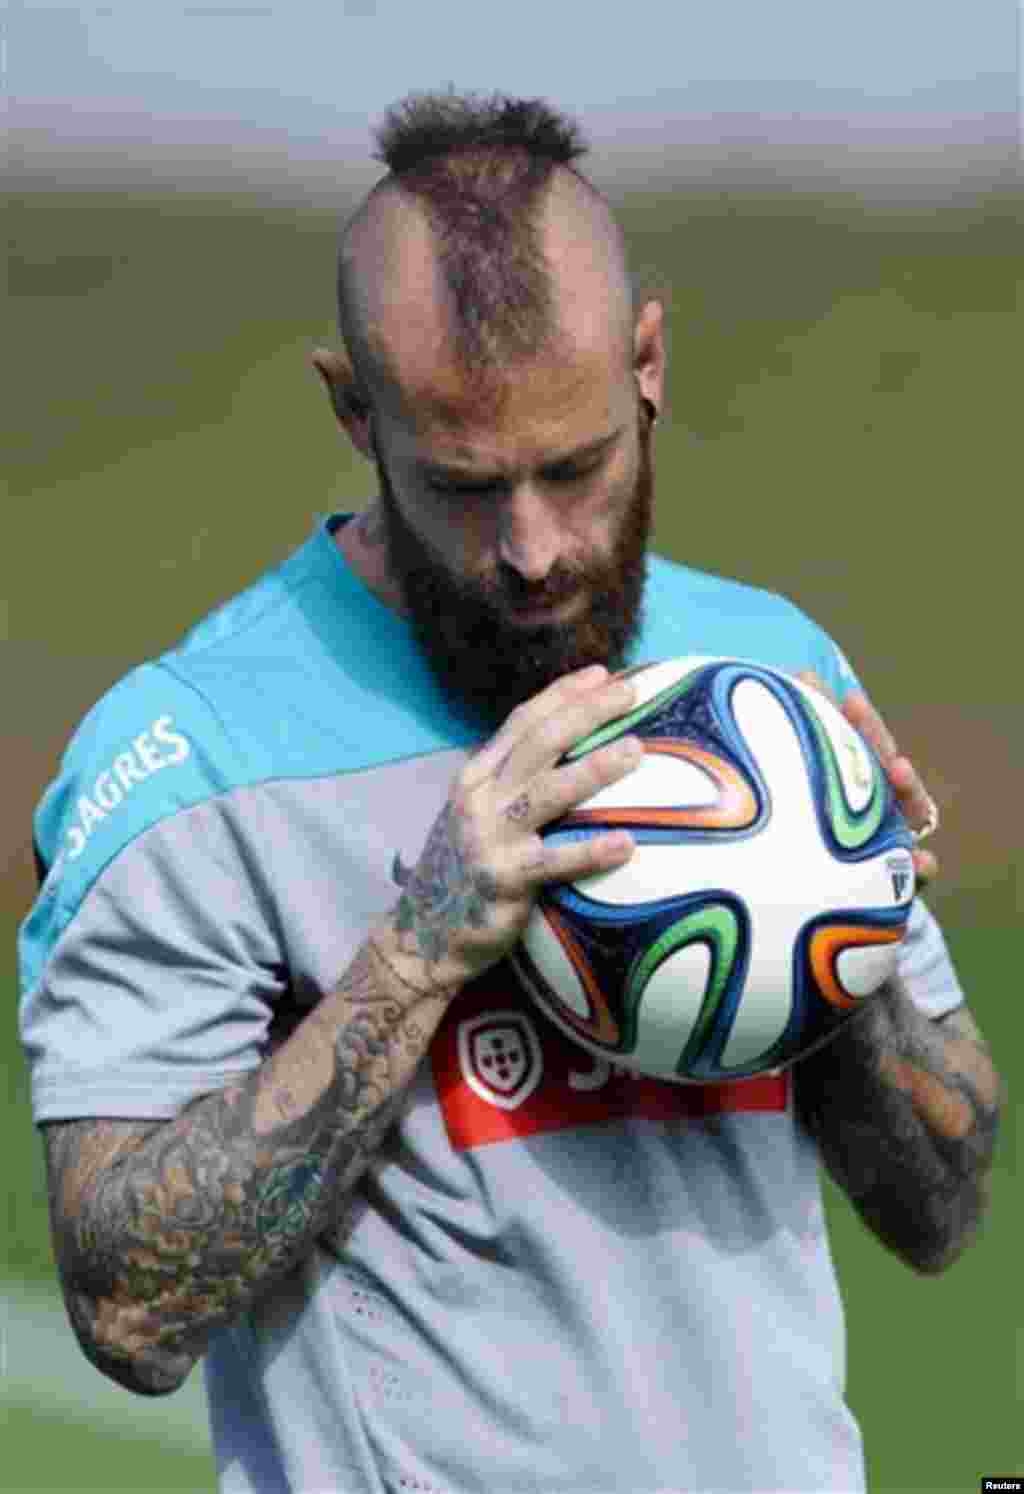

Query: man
<box><xmin>19</xmin><ymin>92</ymin><xmax>1002</xmax><ymax>1494</ymax></box>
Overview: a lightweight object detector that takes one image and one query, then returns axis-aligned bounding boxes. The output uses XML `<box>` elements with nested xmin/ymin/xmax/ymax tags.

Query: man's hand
<box><xmin>792</xmin><ymin>668</ymin><xmax>1004</xmax><ymax>1274</ymax></box>
<box><xmin>392</xmin><ymin>665</ymin><xmax>643</xmax><ymax>988</ymax></box>
<box><xmin>797</xmin><ymin>671</ymin><xmax>939</xmax><ymax>889</ymax></box>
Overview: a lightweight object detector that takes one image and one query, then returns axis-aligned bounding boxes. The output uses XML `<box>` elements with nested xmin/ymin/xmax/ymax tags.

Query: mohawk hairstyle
<box><xmin>339</xmin><ymin>90</ymin><xmax>599</xmax><ymax>387</ymax></box>
<box><xmin>373</xmin><ymin>91</ymin><xmax>588</xmax><ymax>175</ymax></box>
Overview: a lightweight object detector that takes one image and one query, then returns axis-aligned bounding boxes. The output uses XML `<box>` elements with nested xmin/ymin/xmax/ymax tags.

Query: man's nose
<box><xmin>496</xmin><ymin>484</ymin><xmax>562</xmax><ymax>582</ymax></box>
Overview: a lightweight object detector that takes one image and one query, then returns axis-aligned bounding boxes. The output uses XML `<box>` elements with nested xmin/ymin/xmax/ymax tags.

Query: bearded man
<box><xmin>20</xmin><ymin>91</ymin><xmax>1001</xmax><ymax>1494</ymax></box>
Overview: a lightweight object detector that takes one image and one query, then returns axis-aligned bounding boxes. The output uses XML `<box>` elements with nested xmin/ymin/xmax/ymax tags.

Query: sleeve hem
<box><xmin>924</xmin><ymin>997</ymin><xmax>967</xmax><ymax>1023</ymax></box>
<box><xmin>905</xmin><ymin>989</ymin><xmax>965</xmax><ymax>1023</ymax></box>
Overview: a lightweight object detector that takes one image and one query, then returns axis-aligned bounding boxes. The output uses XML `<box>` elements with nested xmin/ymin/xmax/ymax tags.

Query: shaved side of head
<box><xmin>337</xmin><ymin>185</ymin><xmax>446</xmax><ymax>411</ymax></box>
<box><xmin>539</xmin><ymin>169</ymin><xmax>635</xmax><ymax>376</ymax></box>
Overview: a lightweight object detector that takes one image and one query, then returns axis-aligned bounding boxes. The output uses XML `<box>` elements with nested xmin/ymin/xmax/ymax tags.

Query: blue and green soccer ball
<box><xmin>513</xmin><ymin>656</ymin><xmax>915</xmax><ymax>1084</ymax></box>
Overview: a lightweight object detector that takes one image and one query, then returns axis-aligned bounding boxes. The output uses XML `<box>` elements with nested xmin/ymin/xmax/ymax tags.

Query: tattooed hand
<box><xmin>391</xmin><ymin>664</ymin><xmax>643</xmax><ymax>987</ymax></box>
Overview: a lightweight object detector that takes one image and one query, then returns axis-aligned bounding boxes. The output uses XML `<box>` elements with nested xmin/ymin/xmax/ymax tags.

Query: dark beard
<box><xmin>372</xmin><ymin>401</ymin><xmax>654</xmax><ymax>730</ymax></box>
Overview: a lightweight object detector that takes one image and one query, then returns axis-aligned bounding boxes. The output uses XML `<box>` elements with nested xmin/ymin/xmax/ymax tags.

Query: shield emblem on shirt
<box><xmin>457</xmin><ymin>1010</ymin><xmax>543</xmax><ymax>1111</ymax></box>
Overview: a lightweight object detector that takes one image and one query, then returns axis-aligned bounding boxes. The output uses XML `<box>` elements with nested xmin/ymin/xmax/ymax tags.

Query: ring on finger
<box><xmin>913</xmin><ymin>795</ymin><xmax>940</xmax><ymax>843</ymax></box>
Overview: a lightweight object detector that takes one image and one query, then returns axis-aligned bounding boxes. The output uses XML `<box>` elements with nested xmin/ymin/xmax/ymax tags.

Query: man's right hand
<box><xmin>391</xmin><ymin>664</ymin><xmax>643</xmax><ymax>990</ymax></box>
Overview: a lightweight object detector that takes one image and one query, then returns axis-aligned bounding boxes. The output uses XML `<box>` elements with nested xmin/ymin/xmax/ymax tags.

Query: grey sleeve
<box><xmin>21</xmin><ymin>796</ymin><xmax>286</xmax><ymax>1123</ymax></box>
<box><xmin>896</xmin><ymin>898</ymin><xmax>965</xmax><ymax>1021</ymax></box>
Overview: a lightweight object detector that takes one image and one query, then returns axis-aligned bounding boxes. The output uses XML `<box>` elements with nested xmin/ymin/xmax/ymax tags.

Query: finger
<box><xmin>495</xmin><ymin>674</ymin><xmax>638</xmax><ymax>788</ymax></box>
<box><xmin>520</xmin><ymin>825</ymin><xmax>637</xmax><ymax>889</ymax></box>
<box><xmin>800</xmin><ymin>675</ymin><xmax>939</xmax><ymax>849</ymax></box>
<box><xmin>463</xmin><ymin>665</ymin><xmax>610</xmax><ymax>786</ymax></box>
<box><xmin>887</xmin><ymin>753</ymin><xmax>939</xmax><ymax>835</ymax></box>
<box><xmin>840</xmin><ymin>698</ymin><xmax>938</xmax><ymax>839</ymax></box>
<box><xmin>841</xmin><ymin>690</ymin><xmax>900</xmax><ymax>761</ymax></box>
<box><xmin>798</xmin><ymin>676</ymin><xmax>902</xmax><ymax>774</ymax></box>
<box><xmin>500</xmin><ymin>734</ymin><xmax>645</xmax><ymax>834</ymax></box>
<box><xmin>798</xmin><ymin>675</ymin><xmax>901</xmax><ymax>766</ymax></box>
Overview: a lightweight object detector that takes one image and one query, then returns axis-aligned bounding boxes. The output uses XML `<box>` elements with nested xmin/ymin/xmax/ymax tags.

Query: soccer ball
<box><xmin>512</xmin><ymin>656</ymin><xmax>916</xmax><ymax>1083</ymax></box>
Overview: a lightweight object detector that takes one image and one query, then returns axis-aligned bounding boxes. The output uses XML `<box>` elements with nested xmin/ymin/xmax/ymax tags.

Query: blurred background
<box><xmin>4</xmin><ymin>2</ymin><xmax>1021</xmax><ymax>1489</ymax></box>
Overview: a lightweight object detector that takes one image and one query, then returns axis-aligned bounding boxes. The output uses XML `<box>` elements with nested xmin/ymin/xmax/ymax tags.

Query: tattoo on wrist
<box><xmin>391</xmin><ymin>804</ymin><xmax>498</xmax><ymax>963</ymax></box>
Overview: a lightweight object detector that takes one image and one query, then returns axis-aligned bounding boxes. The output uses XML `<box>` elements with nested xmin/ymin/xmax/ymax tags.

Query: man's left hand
<box><xmin>797</xmin><ymin>671</ymin><xmax>939</xmax><ymax>890</ymax></box>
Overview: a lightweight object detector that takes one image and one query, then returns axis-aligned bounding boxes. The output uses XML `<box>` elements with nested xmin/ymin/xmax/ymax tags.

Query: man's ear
<box><xmin>633</xmin><ymin>300</ymin><xmax>666</xmax><ymax>421</ymax></box>
<box><xmin>311</xmin><ymin>346</ymin><xmax>374</xmax><ymax>460</ymax></box>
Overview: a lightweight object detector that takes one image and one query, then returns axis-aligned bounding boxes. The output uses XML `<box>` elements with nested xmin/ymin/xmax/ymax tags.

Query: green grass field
<box><xmin>3</xmin><ymin>1406</ymin><xmax>215</xmax><ymax>1494</ymax></box>
<box><xmin>4</xmin><ymin>168</ymin><xmax>1021</xmax><ymax>1490</ymax></box>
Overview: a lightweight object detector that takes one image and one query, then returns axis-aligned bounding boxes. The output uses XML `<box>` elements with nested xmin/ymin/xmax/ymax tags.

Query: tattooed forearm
<box><xmin>45</xmin><ymin>934</ymin><xmax>454</xmax><ymax>1395</ymax></box>
<box><xmin>795</xmin><ymin>988</ymin><xmax>1004</xmax><ymax>1274</ymax></box>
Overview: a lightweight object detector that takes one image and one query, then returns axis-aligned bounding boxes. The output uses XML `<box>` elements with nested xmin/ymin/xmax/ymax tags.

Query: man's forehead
<box><xmin>388</xmin><ymin>351</ymin><xmax>628</xmax><ymax>465</ymax></box>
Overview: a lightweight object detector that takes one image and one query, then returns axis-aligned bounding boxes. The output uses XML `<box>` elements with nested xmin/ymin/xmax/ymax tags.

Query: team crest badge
<box><xmin>457</xmin><ymin>1010</ymin><xmax>543</xmax><ymax>1110</ymax></box>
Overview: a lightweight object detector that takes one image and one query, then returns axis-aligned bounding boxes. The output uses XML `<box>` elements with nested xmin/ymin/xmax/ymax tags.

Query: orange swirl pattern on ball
<box><xmin>563</xmin><ymin>741</ymin><xmax>759</xmax><ymax>831</ymax></box>
<box><xmin>810</xmin><ymin>924</ymin><xmax>905</xmax><ymax>1010</ymax></box>
<box><xmin>542</xmin><ymin>908</ymin><xmax>622</xmax><ymax>1046</ymax></box>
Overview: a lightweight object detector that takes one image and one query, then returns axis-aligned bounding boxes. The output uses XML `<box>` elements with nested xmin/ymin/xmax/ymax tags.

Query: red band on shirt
<box><xmin>431</xmin><ymin>970</ymin><xmax>789</xmax><ymax>1153</ymax></box>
